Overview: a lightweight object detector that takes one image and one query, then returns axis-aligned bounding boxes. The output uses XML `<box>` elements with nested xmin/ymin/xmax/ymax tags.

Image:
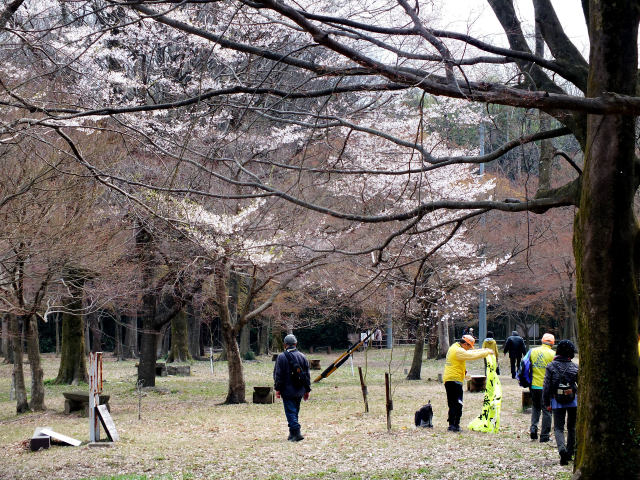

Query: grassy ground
<box><xmin>0</xmin><ymin>348</ymin><xmax>573</xmax><ymax>480</ymax></box>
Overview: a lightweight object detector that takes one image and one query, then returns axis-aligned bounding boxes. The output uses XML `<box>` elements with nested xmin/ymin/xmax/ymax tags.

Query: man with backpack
<box><xmin>528</xmin><ymin>332</ymin><xmax>555</xmax><ymax>442</ymax></box>
<box><xmin>543</xmin><ymin>340</ymin><xmax>578</xmax><ymax>465</ymax></box>
<box><xmin>503</xmin><ymin>330</ymin><xmax>527</xmax><ymax>379</ymax></box>
<box><xmin>273</xmin><ymin>334</ymin><xmax>311</xmax><ymax>442</ymax></box>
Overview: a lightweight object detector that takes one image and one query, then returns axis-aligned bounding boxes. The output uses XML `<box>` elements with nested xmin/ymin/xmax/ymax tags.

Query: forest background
<box><xmin>1</xmin><ymin>0</ymin><xmax>638</xmax><ymax>478</ymax></box>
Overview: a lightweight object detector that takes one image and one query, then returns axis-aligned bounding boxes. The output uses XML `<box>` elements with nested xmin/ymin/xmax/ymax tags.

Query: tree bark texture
<box><xmin>407</xmin><ymin>319</ymin><xmax>426</xmax><ymax>380</ymax></box>
<box><xmin>168</xmin><ymin>309</ymin><xmax>191</xmax><ymax>362</ymax></box>
<box><xmin>25</xmin><ymin>315</ymin><xmax>45</xmax><ymax>411</ymax></box>
<box><xmin>239</xmin><ymin>321</ymin><xmax>250</xmax><ymax>357</ymax></box>
<box><xmin>573</xmin><ymin>3</ymin><xmax>640</xmax><ymax>476</ymax></box>
<box><xmin>1</xmin><ymin>315</ymin><xmax>11</xmax><ymax>362</ymax></box>
<box><xmin>215</xmin><ymin>259</ymin><xmax>246</xmax><ymax>404</ymax></box>
<box><xmin>436</xmin><ymin>318</ymin><xmax>449</xmax><ymax>360</ymax></box>
<box><xmin>10</xmin><ymin>315</ymin><xmax>28</xmax><ymax>413</ymax></box>
<box><xmin>187</xmin><ymin>304</ymin><xmax>201</xmax><ymax>360</ymax></box>
<box><xmin>55</xmin><ymin>278</ymin><xmax>88</xmax><ymax>385</ymax></box>
<box><xmin>124</xmin><ymin>313</ymin><xmax>138</xmax><ymax>359</ymax></box>
<box><xmin>88</xmin><ymin>311</ymin><xmax>102</xmax><ymax>352</ymax></box>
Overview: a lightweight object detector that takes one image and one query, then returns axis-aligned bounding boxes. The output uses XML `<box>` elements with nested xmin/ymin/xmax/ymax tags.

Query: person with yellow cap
<box><xmin>443</xmin><ymin>334</ymin><xmax>494</xmax><ymax>432</ymax></box>
<box><xmin>528</xmin><ymin>332</ymin><xmax>555</xmax><ymax>442</ymax></box>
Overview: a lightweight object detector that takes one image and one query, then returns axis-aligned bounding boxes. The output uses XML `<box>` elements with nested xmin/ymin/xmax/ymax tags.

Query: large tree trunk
<box><xmin>187</xmin><ymin>304</ymin><xmax>201</xmax><ymax>360</ymax></box>
<box><xmin>168</xmin><ymin>309</ymin><xmax>191</xmax><ymax>362</ymax></box>
<box><xmin>10</xmin><ymin>315</ymin><xmax>28</xmax><ymax>413</ymax></box>
<box><xmin>436</xmin><ymin>318</ymin><xmax>449</xmax><ymax>359</ymax></box>
<box><xmin>215</xmin><ymin>258</ymin><xmax>246</xmax><ymax>404</ymax></box>
<box><xmin>223</xmin><ymin>325</ymin><xmax>245</xmax><ymax>404</ymax></box>
<box><xmin>257</xmin><ymin>317</ymin><xmax>270</xmax><ymax>355</ymax></box>
<box><xmin>25</xmin><ymin>315</ymin><xmax>45</xmax><ymax>411</ymax></box>
<box><xmin>239</xmin><ymin>321</ymin><xmax>250</xmax><ymax>357</ymax></box>
<box><xmin>88</xmin><ymin>311</ymin><xmax>102</xmax><ymax>352</ymax></box>
<box><xmin>114</xmin><ymin>311</ymin><xmax>124</xmax><ymax>361</ymax></box>
<box><xmin>2</xmin><ymin>314</ymin><xmax>11</xmax><ymax>363</ymax></box>
<box><xmin>407</xmin><ymin>318</ymin><xmax>426</xmax><ymax>380</ymax></box>
<box><xmin>55</xmin><ymin>278</ymin><xmax>88</xmax><ymax>385</ymax></box>
<box><xmin>54</xmin><ymin>313</ymin><xmax>60</xmax><ymax>356</ymax></box>
<box><xmin>573</xmin><ymin>4</ymin><xmax>640</xmax><ymax>476</ymax></box>
<box><xmin>124</xmin><ymin>313</ymin><xmax>138</xmax><ymax>359</ymax></box>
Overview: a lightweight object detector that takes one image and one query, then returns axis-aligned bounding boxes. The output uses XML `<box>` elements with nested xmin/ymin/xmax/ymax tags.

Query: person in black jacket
<box><xmin>273</xmin><ymin>334</ymin><xmax>311</xmax><ymax>442</ymax></box>
<box><xmin>503</xmin><ymin>330</ymin><xmax>527</xmax><ymax>378</ymax></box>
<box><xmin>543</xmin><ymin>339</ymin><xmax>578</xmax><ymax>465</ymax></box>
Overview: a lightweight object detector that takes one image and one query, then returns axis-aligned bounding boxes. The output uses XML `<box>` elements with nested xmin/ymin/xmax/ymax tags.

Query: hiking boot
<box><xmin>540</xmin><ymin>437</ymin><xmax>550</xmax><ymax>443</ymax></box>
<box><xmin>530</xmin><ymin>430</ymin><xmax>538</xmax><ymax>440</ymax></box>
<box><xmin>289</xmin><ymin>429</ymin><xmax>304</xmax><ymax>442</ymax></box>
<box><xmin>559</xmin><ymin>449</ymin><xmax>570</xmax><ymax>466</ymax></box>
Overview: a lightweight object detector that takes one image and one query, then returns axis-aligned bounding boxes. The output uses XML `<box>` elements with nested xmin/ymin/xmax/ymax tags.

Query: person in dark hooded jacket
<box><xmin>503</xmin><ymin>330</ymin><xmax>527</xmax><ymax>378</ymax></box>
<box><xmin>543</xmin><ymin>339</ymin><xmax>578</xmax><ymax>465</ymax></box>
<box><xmin>273</xmin><ymin>334</ymin><xmax>311</xmax><ymax>441</ymax></box>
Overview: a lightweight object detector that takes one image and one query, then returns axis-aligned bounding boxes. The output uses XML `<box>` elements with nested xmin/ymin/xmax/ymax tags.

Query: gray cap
<box><xmin>284</xmin><ymin>334</ymin><xmax>297</xmax><ymax>345</ymax></box>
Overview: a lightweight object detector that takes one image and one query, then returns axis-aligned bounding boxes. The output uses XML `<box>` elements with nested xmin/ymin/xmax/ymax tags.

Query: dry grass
<box><xmin>0</xmin><ymin>349</ymin><xmax>573</xmax><ymax>480</ymax></box>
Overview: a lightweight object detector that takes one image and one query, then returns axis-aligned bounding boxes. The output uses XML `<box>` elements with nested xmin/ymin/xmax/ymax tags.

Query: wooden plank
<box><xmin>39</xmin><ymin>428</ymin><xmax>81</xmax><ymax>447</ymax></box>
<box><xmin>97</xmin><ymin>404</ymin><xmax>119</xmax><ymax>442</ymax></box>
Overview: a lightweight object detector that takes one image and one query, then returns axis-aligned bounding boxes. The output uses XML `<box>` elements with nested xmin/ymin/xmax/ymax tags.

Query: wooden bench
<box><xmin>63</xmin><ymin>391</ymin><xmax>110</xmax><ymax>416</ymax></box>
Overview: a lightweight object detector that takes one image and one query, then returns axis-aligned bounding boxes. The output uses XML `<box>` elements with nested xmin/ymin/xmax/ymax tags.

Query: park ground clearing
<box><xmin>0</xmin><ymin>348</ymin><xmax>574</xmax><ymax>480</ymax></box>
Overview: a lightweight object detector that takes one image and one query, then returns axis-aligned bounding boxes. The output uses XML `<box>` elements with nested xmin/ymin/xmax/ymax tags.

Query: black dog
<box><xmin>414</xmin><ymin>401</ymin><xmax>433</xmax><ymax>428</ymax></box>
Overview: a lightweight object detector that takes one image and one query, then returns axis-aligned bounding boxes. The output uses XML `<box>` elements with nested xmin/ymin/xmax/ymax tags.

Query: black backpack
<box><xmin>284</xmin><ymin>351</ymin><xmax>307</xmax><ymax>389</ymax></box>
<box><xmin>554</xmin><ymin>363</ymin><xmax>577</xmax><ymax>404</ymax></box>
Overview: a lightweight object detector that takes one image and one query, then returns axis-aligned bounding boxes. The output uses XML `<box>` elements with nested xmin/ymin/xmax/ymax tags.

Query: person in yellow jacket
<box><xmin>529</xmin><ymin>333</ymin><xmax>555</xmax><ymax>442</ymax></box>
<box><xmin>482</xmin><ymin>331</ymin><xmax>500</xmax><ymax>375</ymax></box>
<box><xmin>443</xmin><ymin>334</ymin><xmax>494</xmax><ymax>432</ymax></box>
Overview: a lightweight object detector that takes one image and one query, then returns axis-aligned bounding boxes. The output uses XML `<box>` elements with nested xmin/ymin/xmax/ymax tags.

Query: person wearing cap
<box><xmin>543</xmin><ymin>339</ymin><xmax>578</xmax><ymax>465</ymax></box>
<box><xmin>443</xmin><ymin>334</ymin><xmax>494</xmax><ymax>432</ymax></box>
<box><xmin>504</xmin><ymin>330</ymin><xmax>527</xmax><ymax>379</ymax></box>
<box><xmin>273</xmin><ymin>334</ymin><xmax>311</xmax><ymax>442</ymax></box>
<box><xmin>528</xmin><ymin>332</ymin><xmax>555</xmax><ymax>442</ymax></box>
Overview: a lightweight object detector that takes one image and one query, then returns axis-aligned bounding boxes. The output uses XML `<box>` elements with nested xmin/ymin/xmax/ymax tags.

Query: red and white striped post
<box><xmin>89</xmin><ymin>352</ymin><xmax>103</xmax><ymax>442</ymax></box>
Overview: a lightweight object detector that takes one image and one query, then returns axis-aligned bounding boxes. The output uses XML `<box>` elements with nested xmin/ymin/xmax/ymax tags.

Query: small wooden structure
<box><xmin>467</xmin><ymin>375</ymin><xmax>487</xmax><ymax>392</ymax></box>
<box><xmin>253</xmin><ymin>386</ymin><xmax>274</xmax><ymax>404</ymax></box>
<box><xmin>167</xmin><ymin>365</ymin><xmax>190</xmax><ymax>376</ymax></box>
<box><xmin>522</xmin><ymin>390</ymin><xmax>532</xmax><ymax>410</ymax></box>
<box><xmin>309</xmin><ymin>359</ymin><xmax>321</xmax><ymax>370</ymax></box>
<box><xmin>63</xmin><ymin>391</ymin><xmax>110</xmax><ymax>416</ymax></box>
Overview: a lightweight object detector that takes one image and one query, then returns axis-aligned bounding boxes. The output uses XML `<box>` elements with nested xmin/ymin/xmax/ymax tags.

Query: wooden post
<box><xmin>358</xmin><ymin>367</ymin><xmax>369</xmax><ymax>413</ymax></box>
<box><xmin>385</xmin><ymin>372</ymin><xmax>393</xmax><ymax>432</ymax></box>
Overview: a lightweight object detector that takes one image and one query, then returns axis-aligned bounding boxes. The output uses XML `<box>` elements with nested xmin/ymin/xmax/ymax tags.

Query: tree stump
<box><xmin>253</xmin><ymin>386</ymin><xmax>274</xmax><ymax>404</ymax></box>
<box><xmin>467</xmin><ymin>375</ymin><xmax>486</xmax><ymax>392</ymax></box>
<box><xmin>310</xmin><ymin>359</ymin><xmax>321</xmax><ymax>370</ymax></box>
<box><xmin>522</xmin><ymin>390</ymin><xmax>532</xmax><ymax>411</ymax></box>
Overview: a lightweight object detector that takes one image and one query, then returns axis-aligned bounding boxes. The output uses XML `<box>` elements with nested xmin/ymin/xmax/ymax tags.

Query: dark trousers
<box><xmin>510</xmin><ymin>356</ymin><xmax>521</xmax><ymax>378</ymax></box>
<box><xmin>553</xmin><ymin>407</ymin><xmax>577</xmax><ymax>456</ymax></box>
<box><xmin>444</xmin><ymin>381</ymin><xmax>464</xmax><ymax>427</ymax></box>
<box><xmin>530</xmin><ymin>388</ymin><xmax>552</xmax><ymax>440</ymax></box>
<box><xmin>282</xmin><ymin>396</ymin><xmax>302</xmax><ymax>432</ymax></box>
